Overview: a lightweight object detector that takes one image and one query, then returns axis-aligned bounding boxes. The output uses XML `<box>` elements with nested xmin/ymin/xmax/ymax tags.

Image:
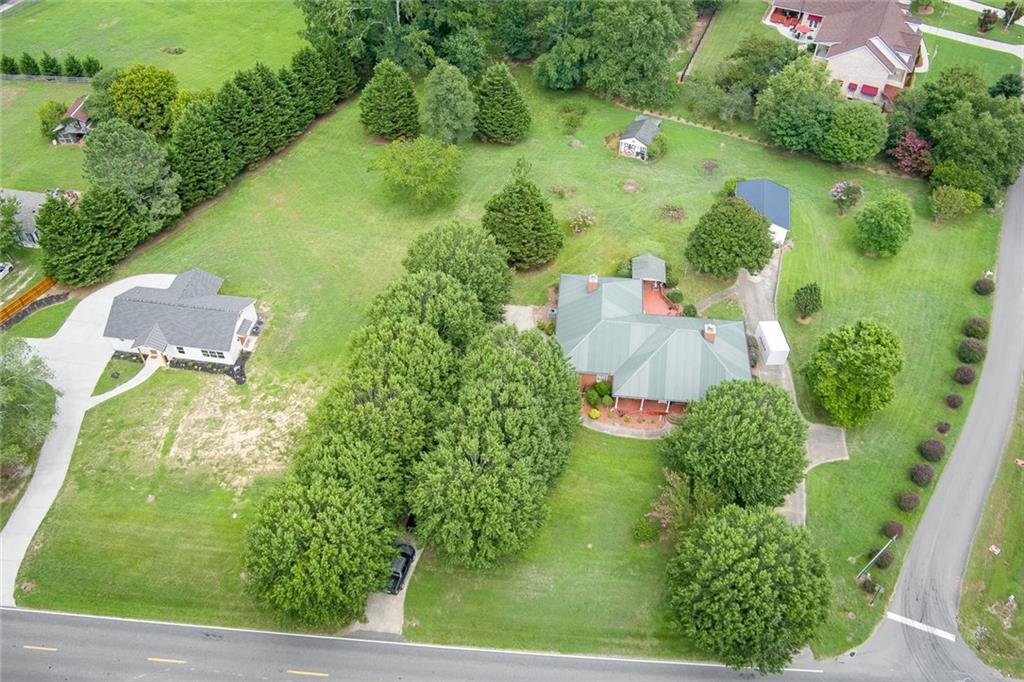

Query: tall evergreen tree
<box><xmin>315</xmin><ymin>40</ymin><xmax>359</xmax><ymax>101</ymax></box>
<box><xmin>1</xmin><ymin>54</ymin><xmax>19</xmax><ymax>75</ymax></box>
<box><xmin>493</xmin><ymin>0</ymin><xmax>536</xmax><ymax>59</ymax></box>
<box><xmin>253</xmin><ymin>63</ymin><xmax>297</xmax><ymax>153</ymax></box>
<box><xmin>39</xmin><ymin>51</ymin><xmax>60</xmax><ymax>76</ymax></box>
<box><xmin>78</xmin><ymin>184</ymin><xmax>146</xmax><ymax>262</ymax></box>
<box><xmin>212</xmin><ymin>79</ymin><xmax>250</xmax><ymax>175</ymax></box>
<box><xmin>37</xmin><ymin>195</ymin><xmax>111</xmax><ymax>286</ymax></box>
<box><xmin>291</xmin><ymin>46</ymin><xmax>336</xmax><ymax>117</ymax></box>
<box><xmin>231</xmin><ymin>68</ymin><xmax>274</xmax><ymax>166</ymax></box>
<box><xmin>421</xmin><ymin>61</ymin><xmax>477</xmax><ymax>145</ymax></box>
<box><xmin>277</xmin><ymin>66</ymin><xmax>314</xmax><ymax>131</ymax></box>
<box><xmin>169</xmin><ymin>100</ymin><xmax>233</xmax><ymax>208</ymax></box>
<box><xmin>359</xmin><ymin>59</ymin><xmax>419</xmax><ymax>139</ymax></box>
<box><xmin>18</xmin><ymin>52</ymin><xmax>39</xmax><ymax>75</ymax></box>
<box><xmin>61</xmin><ymin>54</ymin><xmax>84</xmax><ymax>77</ymax></box>
<box><xmin>481</xmin><ymin>158</ymin><xmax>561</xmax><ymax>268</ymax></box>
<box><xmin>474</xmin><ymin>63</ymin><xmax>531</xmax><ymax>144</ymax></box>
<box><xmin>81</xmin><ymin>55</ymin><xmax>102</xmax><ymax>77</ymax></box>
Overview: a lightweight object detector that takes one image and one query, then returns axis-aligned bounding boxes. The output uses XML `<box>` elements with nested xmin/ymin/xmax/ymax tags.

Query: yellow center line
<box><xmin>147</xmin><ymin>657</ymin><xmax>187</xmax><ymax>664</ymax></box>
<box><xmin>23</xmin><ymin>645</ymin><xmax>58</xmax><ymax>652</ymax></box>
<box><xmin>286</xmin><ymin>670</ymin><xmax>329</xmax><ymax>678</ymax></box>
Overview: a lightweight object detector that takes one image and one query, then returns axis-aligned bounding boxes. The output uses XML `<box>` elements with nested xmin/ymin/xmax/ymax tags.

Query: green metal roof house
<box><xmin>555</xmin><ymin>271</ymin><xmax>751</xmax><ymax>407</ymax></box>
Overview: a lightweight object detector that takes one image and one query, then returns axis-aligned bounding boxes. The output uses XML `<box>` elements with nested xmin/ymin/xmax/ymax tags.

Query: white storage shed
<box><xmin>755</xmin><ymin>320</ymin><xmax>790</xmax><ymax>366</ymax></box>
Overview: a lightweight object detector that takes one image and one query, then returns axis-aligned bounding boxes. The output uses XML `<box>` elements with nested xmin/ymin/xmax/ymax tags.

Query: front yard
<box><xmin>916</xmin><ymin>34</ymin><xmax>1022</xmax><ymax>85</ymax></box>
<box><xmin>406</xmin><ymin>428</ymin><xmax>694</xmax><ymax>658</ymax></box>
<box><xmin>913</xmin><ymin>2</ymin><xmax>1024</xmax><ymax>45</ymax></box>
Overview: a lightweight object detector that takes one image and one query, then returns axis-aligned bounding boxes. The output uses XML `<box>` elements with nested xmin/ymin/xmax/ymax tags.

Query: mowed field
<box><xmin>916</xmin><ymin>34</ymin><xmax>1022</xmax><ymax>85</ymax></box>
<box><xmin>12</xmin><ymin>66</ymin><xmax>1004</xmax><ymax>659</ymax></box>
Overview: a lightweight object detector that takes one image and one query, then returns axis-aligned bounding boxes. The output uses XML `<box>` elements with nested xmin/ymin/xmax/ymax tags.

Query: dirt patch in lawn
<box><xmin>168</xmin><ymin>377</ymin><xmax>318</xmax><ymax>494</ymax></box>
<box><xmin>659</xmin><ymin>204</ymin><xmax>686</xmax><ymax>222</ymax></box>
<box><xmin>0</xmin><ymin>86</ymin><xmax>25</xmax><ymax>112</ymax></box>
<box><xmin>623</xmin><ymin>179</ymin><xmax>642</xmax><ymax>193</ymax></box>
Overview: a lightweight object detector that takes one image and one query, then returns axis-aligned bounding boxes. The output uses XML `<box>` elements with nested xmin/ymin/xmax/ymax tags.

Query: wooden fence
<box><xmin>0</xmin><ymin>73</ymin><xmax>91</xmax><ymax>84</ymax></box>
<box><xmin>0</xmin><ymin>276</ymin><xmax>55</xmax><ymax>326</ymax></box>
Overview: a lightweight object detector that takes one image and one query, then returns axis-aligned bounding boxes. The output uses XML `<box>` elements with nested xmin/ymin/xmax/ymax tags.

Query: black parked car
<box><xmin>387</xmin><ymin>543</ymin><xmax>416</xmax><ymax>595</ymax></box>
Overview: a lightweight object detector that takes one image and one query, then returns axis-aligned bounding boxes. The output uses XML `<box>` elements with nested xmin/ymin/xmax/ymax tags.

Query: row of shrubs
<box><xmin>1</xmin><ymin>52</ymin><xmax>102</xmax><ymax>77</ymax></box>
<box><xmin>868</xmin><ymin>300</ymin><xmax>992</xmax><ymax>591</ymax></box>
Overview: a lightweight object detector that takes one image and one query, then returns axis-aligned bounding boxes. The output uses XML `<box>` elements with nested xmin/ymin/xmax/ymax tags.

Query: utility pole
<box><xmin>857</xmin><ymin>535</ymin><xmax>898</xmax><ymax>580</ymax></box>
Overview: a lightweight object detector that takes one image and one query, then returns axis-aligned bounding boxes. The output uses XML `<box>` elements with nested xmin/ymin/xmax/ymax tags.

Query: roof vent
<box><xmin>587</xmin><ymin>274</ymin><xmax>599</xmax><ymax>293</ymax></box>
<box><xmin>703</xmin><ymin>323</ymin><xmax>717</xmax><ymax>343</ymax></box>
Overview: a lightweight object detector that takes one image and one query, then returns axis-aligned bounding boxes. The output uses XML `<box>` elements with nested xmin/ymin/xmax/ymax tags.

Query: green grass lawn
<box><xmin>6</xmin><ymin>299</ymin><xmax>78</xmax><ymax>338</ymax></box>
<box><xmin>702</xmin><ymin>296</ymin><xmax>743</xmax><ymax>321</ymax></box>
<box><xmin>91</xmin><ymin>358</ymin><xmax>145</xmax><ymax>396</ymax></box>
<box><xmin>914</xmin><ymin>2</ymin><xmax>1024</xmax><ymax>45</ymax></box>
<box><xmin>406</xmin><ymin>428</ymin><xmax>694</xmax><ymax>658</ymax></box>
<box><xmin>959</xmin><ymin>389</ymin><xmax>1024</xmax><ymax>678</ymax></box>
<box><xmin>690</xmin><ymin>0</ymin><xmax>777</xmax><ymax>75</ymax></box>
<box><xmin>0</xmin><ymin>81</ymin><xmax>88</xmax><ymax>191</ymax></box>
<box><xmin>12</xmin><ymin>70</ymin><xmax>1003</xmax><ymax>657</ymax></box>
<box><xmin>0</xmin><ymin>0</ymin><xmax>305</xmax><ymax>90</ymax></box>
<box><xmin>916</xmin><ymin>34</ymin><xmax>1023</xmax><ymax>85</ymax></box>
<box><xmin>0</xmin><ymin>247</ymin><xmax>43</xmax><ymax>305</ymax></box>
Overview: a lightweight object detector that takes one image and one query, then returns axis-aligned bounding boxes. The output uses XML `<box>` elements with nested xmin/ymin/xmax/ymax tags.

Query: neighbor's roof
<box><xmin>621</xmin><ymin>115</ymin><xmax>662</xmax><ymax>146</ymax></box>
<box><xmin>0</xmin><ymin>188</ymin><xmax>47</xmax><ymax>244</ymax></box>
<box><xmin>772</xmin><ymin>0</ymin><xmax>922</xmax><ymax>72</ymax></box>
<box><xmin>631</xmin><ymin>253</ymin><xmax>667</xmax><ymax>283</ymax></box>
<box><xmin>555</xmin><ymin>274</ymin><xmax>750</xmax><ymax>403</ymax></box>
<box><xmin>104</xmin><ymin>268</ymin><xmax>254</xmax><ymax>352</ymax></box>
<box><xmin>737</xmin><ymin>179</ymin><xmax>791</xmax><ymax>231</ymax></box>
<box><xmin>63</xmin><ymin>95</ymin><xmax>90</xmax><ymax>123</ymax></box>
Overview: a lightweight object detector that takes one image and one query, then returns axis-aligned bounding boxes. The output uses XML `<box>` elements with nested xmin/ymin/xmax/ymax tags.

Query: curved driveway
<box><xmin>0</xmin><ymin>274</ymin><xmax>173</xmax><ymax>607</ymax></box>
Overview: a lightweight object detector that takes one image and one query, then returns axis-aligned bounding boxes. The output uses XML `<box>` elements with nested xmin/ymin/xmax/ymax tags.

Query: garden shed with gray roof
<box><xmin>619</xmin><ymin>115</ymin><xmax>662</xmax><ymax>161</ymax></box>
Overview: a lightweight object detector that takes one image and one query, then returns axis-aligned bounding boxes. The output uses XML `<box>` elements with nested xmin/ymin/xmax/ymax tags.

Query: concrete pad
<box><xmin>504</xmin><ymin>305</ymin><xmax>537</xmax><ymax>332</ymax></box>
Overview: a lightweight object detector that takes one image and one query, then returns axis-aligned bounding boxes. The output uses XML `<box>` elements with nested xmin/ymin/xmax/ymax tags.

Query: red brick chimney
<box><xmin>587</xmin><ymin>274</ymin><xmax>599</xmax><ymax>293</ymax></box>
<box><xmin>703</xmin><ymin>323</ymin><xmax>717</xmax><ymax>343</ymax></box>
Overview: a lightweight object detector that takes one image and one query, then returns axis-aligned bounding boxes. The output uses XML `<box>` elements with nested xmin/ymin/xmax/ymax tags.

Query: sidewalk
<box><xmin>921</xmin><ymin>23</ymin><xmax>1024</xmax><ymax>57</ymax></box>
<box><xmin>946</xmin><ymin>0</ymin><xmax>1023</xmax><ymax>25</ymax></box>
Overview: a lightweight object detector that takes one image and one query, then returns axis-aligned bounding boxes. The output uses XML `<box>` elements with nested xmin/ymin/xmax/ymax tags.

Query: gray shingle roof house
<box><xmin>555</xmin><ymin>272</ymin><xmax>750</xmax><ymax>406</ymax></box>
<box><xmin>0</xmin><ymin>188</ymin><xmax>47</xmax><ymax>247</ymax></box>
<box><xmin>736</xmin><ymin>178</ymin><xmax>791</xmax><ymax>245</ymax></box>
<box><xmin>631</xmin><ymin>253</ymin><xmax>667</xmax><ymax>284</ymax></box>
<box><xmin>104</xmin><ymin>268</ymin><xmax>258</xmax><ymax>365</ymax></box>
<box><xmin>619</xmin><ymin>115</ymin><xmax>662</xmax><ymax>161</ymax></box>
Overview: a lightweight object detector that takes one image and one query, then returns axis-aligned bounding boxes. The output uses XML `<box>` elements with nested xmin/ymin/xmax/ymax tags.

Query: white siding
<box><xmin>619</xmin><ymin>138</ymin><xmax>647</xmax><ymax>160</ymax></box>
<box><xmin>107</xmin><ymin>304</ymin><xmax>257</xmax><ymax>365</ymax></box>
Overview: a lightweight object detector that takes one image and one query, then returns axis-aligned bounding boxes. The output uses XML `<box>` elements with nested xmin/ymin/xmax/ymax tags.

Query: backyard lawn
<box><xmin>689</xmin><ymin>0</ymin><xmax>777</xmax><ymax>75</ymax></box>
<box><xmin>91</xmin><ymin>358</ymin><xmax>146</xmax><ymax>396</ymax></box>
<box><xmin>11</xmin><ymin>69</ymin><xmax>1004</xmax><ymax>660</ymax></box>
<box><xmin>0</xmin><ymin>0</ymin><xmax>304</xmax><ymax>90</ymax></box>
<box><xmin>959</xmin><ymin>389</ymin><xmax>1024</xmax><ymax>678</ymax></box>
<box><xmin>916</xmin><ymin>34</ymin><xmax>1022</xmax><ymax>85</ymax></box>
<box><xmin>914</xmin><ymin>2</ymin><xmax>1024</xmax><ymax>45</ymax></box>
<box><xmin>405</xmin><ymin>429</ymin><xmax>694</xmax><ymax>658</ymax></box>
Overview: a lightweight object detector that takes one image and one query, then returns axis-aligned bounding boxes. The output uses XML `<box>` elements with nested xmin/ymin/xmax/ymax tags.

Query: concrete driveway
<box><xmin>0</xmin><ymin>274</ymin><xmax>173</xmax><ymax>607</ymax></box>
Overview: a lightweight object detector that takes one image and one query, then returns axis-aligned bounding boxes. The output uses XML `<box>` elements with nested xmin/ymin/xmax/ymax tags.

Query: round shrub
<box><xmin>936</xmin><ymin>421</ymin><xmax>951</xmax><ymax>434</ymax></box>
<box><xmin>633</xmin><ymin>516</ymin><xmax>659</xmax><ymax>543</ymax></box>
<box><xmin>586</xmin><ymin>388</ymin><xmax>600</xmax><ymax>407</ymax></box>
<box><xmin>683</xmin><ymin>304</ymin><xmax>698</xmax><ymax>317</ymax></box>
<box><xmin>861</xmin><ymin>577</ymin><xmax>878</xmax><ymax>594</ymax></box>
<box><xmin>871</xmin><ymin>548</ymin><xmax>895</xmax><ymax>570</ymax></box>
<box><xmin>594</xmin><ymin>380</ymin><xmax>612</xmax><ymax>397</ymax></box>
<box><xmin>946</xmin><ymin>393</ymin><xmax>964</xmax><ymax>409</ymax></box>
<box><xmin>963</xmin><ymin>316</ymin><xmax>990</xmax><ymax>339</ymax></box>
<box><xmin>882</xmin><ymin>520</ymin><xmax>904</xmax><ymax>540</ymax></box>
<box><xmin>666</xmin><ymin>290</ymin><xmax>684</xmax><ymax>304</ymax></box>
<box><xmin>601</xmin><ymin>394</ymin><xmax>614</xmax><ymax>408</ymax></box>
<box><xmin>957</xmin><ymin>338</ymin><xmax>987</xmax><ymax>364</ymax></box>
<box><xmin>898</xmin><ymin>491</ymin><xmax>921</xmax><ymax>512</ymax></box>
<box><xmin>588</xmin><ymin>408</ymin><xmax>600</xmax><ymax>420</ymax></box>
<box><xmin>954</xmin><ymin>365</ymin><xmax>977</xmax><ymax>385</ymax></box>
<box><xmin>973</xmin><ymin>278</ymin><xmax>995</xmax><ymax>296</ymax></box>
<box><xmin>910</xmin><ymin>462</ymin><xmax>935</xmax><ymax>487</ymax></box>
<box><xmin>919</xmin><ymin>439</ymin><xmax>946</xmax><ymax>462</ymax></box>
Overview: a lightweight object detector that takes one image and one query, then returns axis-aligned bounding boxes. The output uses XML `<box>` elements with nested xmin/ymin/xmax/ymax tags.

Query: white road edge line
<box><xmin>1</xmin><ymin>607</ymin><xmax>824</xmax><ymax>674</ymax></box>
<box><xmin>885</xmin><ymin>612</ymin><xmax>957</xmax><ymax>642</ymax></box>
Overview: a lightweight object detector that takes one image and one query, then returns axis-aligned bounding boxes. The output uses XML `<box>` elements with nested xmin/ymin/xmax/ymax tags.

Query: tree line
<box><xmin>1</xmin><ymin>51</ymin><xmax>102</xmax><ymax>77</ymax></box>
<box><xmin>242</xmin><ymin>221</ymin><xmax>580</xmax><ymax>626</ymax></box>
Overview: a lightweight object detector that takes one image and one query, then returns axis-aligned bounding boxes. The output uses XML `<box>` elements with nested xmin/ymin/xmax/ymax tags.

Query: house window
<box><xmin>176</xmin><ymin>346</ymin><xmax>185</xmax><ymax>354</ymax></box>
<box><xmin>200</xmin><ymin>349</ymin><xmax>226</xmax><ymax>359</ymax></box>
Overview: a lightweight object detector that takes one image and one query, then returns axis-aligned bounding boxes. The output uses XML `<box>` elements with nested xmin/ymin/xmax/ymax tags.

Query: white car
<box><xmin>0</xmin><ymin>262</ymin><xmax>13</xmax><ymax>280</ymax></box>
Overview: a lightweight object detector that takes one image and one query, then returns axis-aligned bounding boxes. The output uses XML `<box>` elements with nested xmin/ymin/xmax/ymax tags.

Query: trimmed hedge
<box><xmin>963</xmin><ymin>316</ymin><xmax>990</xmax><ymax>339</ymax></box>
<box><xmin>973</xmin><ymin>278</ymin><xmax>995</xmax><ymax>296</ymax></box>
<box><xmin>954</xmin><ymin>365</ymin><xmax>976</xmax><ymax>385</ymax></box>
<box><xmin>957</xmin><ymin>338</ymin><xmax>987</xmax><ymax>364</ymax></box>
<box><xmin>882</xmin><ymin>520</ymin><xmax>904</xmax><ymax>540</ymax></box>
<box><xmin>910</xmin><ymin>462</ymin><xmax>935</xmax><ymax>487</ymax></box>
<box><xmin>919</xmin><ymin>439</ymin><xmax>946</xmax><ymax>462</ymax></box>
<box><xmin>946</xmin><ymin>393</ymin><xmax>964</xmax><ymax>409</ymax></box>
<box><xmin>898</xmin><ymin>491</ymin><xmax>920</xmax><ymax>512</ymax></box>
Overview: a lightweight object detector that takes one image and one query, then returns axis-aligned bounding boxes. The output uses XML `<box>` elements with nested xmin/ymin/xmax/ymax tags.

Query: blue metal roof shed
<box><xmin>736</xmin><ymin>179</ymin><xmax>791</xmax><ymax>243</ymax></box>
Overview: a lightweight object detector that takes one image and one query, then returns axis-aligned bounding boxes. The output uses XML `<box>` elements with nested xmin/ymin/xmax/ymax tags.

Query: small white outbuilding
<box><xmin>755</xmin><ymin>320</ymin><xmax>790</xmax><ymax>366</ymax></box>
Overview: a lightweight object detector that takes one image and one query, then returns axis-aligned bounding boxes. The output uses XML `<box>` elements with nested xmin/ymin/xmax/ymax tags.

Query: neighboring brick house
<box><xmin>765</xmin><ymin>0</ymin><xmax>925</xmax><ymax>107</ymax></box>
<box><xmin>52</xmin><ymin>95</ymin><xmax>94</xmax><ymax>144</ymax></box>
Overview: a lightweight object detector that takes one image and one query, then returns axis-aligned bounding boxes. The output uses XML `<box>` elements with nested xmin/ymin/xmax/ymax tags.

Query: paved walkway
<box><xmin>732</xmin><ymin>248</ymin><xmax>849</xmax><ymax>526</ymax></box>
<box><xmin>580</xmin><ymin>418</ymin><xmax>672</xmax><ymax>440</ymax></box>
<box><xmin>921</xmin><ymin>23</ymin><xmax>1024</xmax><ymax>57</ymax></box>
<box><xmin>87</xmin><ymin>359</ymin><xmax>160</xmax><ymax>409</ymax></box>
<box><xmin>0</xmin><ymin>274</ymin><xmax>173</xmax><ymax>607</ymax></box>
<box><xmin>345</xmin><ymin>543</ymin><xmax>421</xmax><ymax>637</ymax></box>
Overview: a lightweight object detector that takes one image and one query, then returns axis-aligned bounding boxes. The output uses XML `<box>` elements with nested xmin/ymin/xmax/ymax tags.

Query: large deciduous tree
<box><xmin>755</xmin><ymin>56</ymin><xmax>836</xmax><ymax>152</ymax></box>
<box><xmin>37</xmin><ymin>100</ymin><xmax>67</xmax><ymax>139</ymax></box>
<box><xmin>83</xmin><ymin>119</ymin><xmax>181</xmax><ymax>236</ymax></box>
<box><xmin>440</xmin><ymin>27</ymin><xmax>487</xmax><ymax>81</ymax></box>
<box><xmin>0</xmin><ymin>194</ymin><xmax>19</xmax><ymax>260</ymax></box>
<box><xmin>369</xmin><ymin>136</ymin><xmax>462</xmax><ymax>203</ymax></box>
<box><xmin>108</xmin><ymin>64</ymin><xmax>179</xmax><ymax>138</ymax></box>
<box><xmin>85</xmin><ymin>67</ymin><xmax>122</xmax><ymax>124</ymax></box>
<box><xmin>402</xmin><ymin>221</ymin><xmax>513</xmax><ymax>322</ymax></box>
<box><xmin>803</xmin><ymin>319</ymin><xmax>904</xmax><ymax>427</ymax></box>
<box><xmin>359</xmin><ymin>59</ymin><xmax>420</xmax><ymax>139</ymax></box>
<box><xmin>854</xmin><ymin>189</ymin><xmax>913</xmax><ymax>257</ymax></box>
<box><xmin>481</xmin><ymin>158</ymin><xmax>561</xmax><ymax>269</ymax></box>
<box><xmin>816</xmin><ymin>101</ymin><xmax>888</xmax><ymax>164</ymax></box>
<box><xmin>684</xmin><ymin>196</ymin><xmax>773</xmax><ymax>277</ymax></box>
<box><xmin>667</xmin><ymin>505</ymin><xmax>830</xmax><ymax>674</ymax></box>
<box><xmin>662</xmin><ymin>381</ymin><xmax>807</xmax><ymax>507</ymax></box>
<box><xmin>474</xmin><ymin>63</ymin><xmax>531</xmax><ymax>144</ymax></box>
<box><xmin>421</xmin><ymin>61</ymin><xmax>477</xmax><ymax>145</ymax></box>
<box><xmin>0</xmin><ymin>338</ymin><xmax>59</xmax><ymax>468</ymax></box>
<box><xmin>367</xmin><ymin>270</ymin><xmax>485</xmax><ymax>351</ymax></box>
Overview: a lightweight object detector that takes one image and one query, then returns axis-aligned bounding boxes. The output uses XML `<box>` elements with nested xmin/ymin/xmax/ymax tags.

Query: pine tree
<box><xmin>1</xmin><ymin>54</ymin><xmax>18</xmax><ymax>75</ymax></box>
<box><xmin>315</xmin><ymin>40</ymin><xmax>359</xmax><ymax>101</ymax></box>
<box><xmin>39</xmin><ymin>51</ymin><xmax>60</xmax><ymax>76</ymax></box>
<box><xmin>81</xmin><ymin>55</ymin><xmax>102</xmax><ymax>77</ymax></box>
<box><xmin>60</xmin><ymin>54</ymin><xmax>83</xmax><ymax>77</ymax></box>
<box><xmin>481</xmin><ymin>158</ymin><xmax>561</xmax><ymax>268</ymax></box>
<box><xmin>229</xmin><ymin>69</ymin><xmax>272</xmax><ymax>166</ymax></box>
<box><xmin>78</xmin><ymin>184</ymin><xmax>147</xmax><ymax>262</ymax></box>
<box><xmin>291</xmin><ymin>46</ymin><xmax>335</xmax><ymax>117</ymax></box>
<box><xmin>359</xmin><ymin>59</ymin><xmax>419</xmax><ymax>139</ymax></box>
<box><xmin>212</xmin><ymin>79</ymin><xmax>249</xmax><ymax>175</ymax></box>
<box><xmin>421</xmin><ymin>61</ymin><xmax>477</xmax><ymax>145</ymax></box>
<box><xmin>474</xmin><ymin>63</ymin><xmax>531</xmax><ymax>144</ymax></box>
<box><xmin>253</xmin><ymin>63</ymin><xmax>297</xmax><ymax>152</ymax></box>
<box><xmin>278</xmin><ymin>66</ymin><xmax>314</xmax><ymax>131</ymax></box>
<box><xmin>37</xmin><ymin>195</ymin><xmax>112</xmax><ymax>286</ymax></box>
<box><xmin>169</xmin><ymin>100</ymin><xmax>233</xmax><ymax>208</ymax></box>
<box><xmin>18</xmin><ymin>53</ymin><xmax>39</xmax><ymax>75</ymax></box>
